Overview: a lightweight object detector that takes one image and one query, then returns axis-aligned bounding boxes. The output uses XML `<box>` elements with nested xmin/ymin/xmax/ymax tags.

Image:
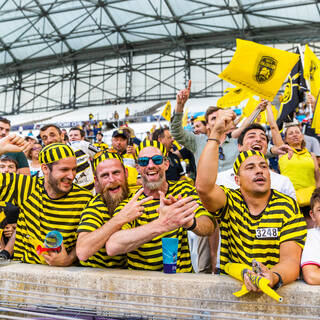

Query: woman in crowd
<box><xmin>27</xmin><ymin>142</ymin><xmax>43</xmax><ymax>177</ymax></box>
<box><xmin>279</xmin><ymin>124</ymin><xmax>320</xmax><ymax>226</ymax></box>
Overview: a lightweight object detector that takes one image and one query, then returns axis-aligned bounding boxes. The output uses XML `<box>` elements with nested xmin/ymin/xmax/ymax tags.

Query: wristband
<box><xmin>207</xmin><ymin>138</ymin><xmax>220</xmax><ymax>144</ymax></box>
<box><xmin>272</xmin><ymin>272</ymin><xmax>283</xmax><ymax>290</ymax></box>
<box><xmin>186</xmin><ymin>217</ymin><xmax>197</xmax><ymax>231</ymax></box>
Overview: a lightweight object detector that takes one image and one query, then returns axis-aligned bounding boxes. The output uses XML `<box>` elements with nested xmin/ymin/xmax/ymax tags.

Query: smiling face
<box><xmin>30</xmin><ymin>143</ymin><xmax>42</xmax><ymax>161</ymax></box>
<box><xmin>95</xmin><ymin>158</ymin><xmax>128</xmax><ymax>211</ymax></box>
<box><xmin>284</xmin><ymin>125</ymin><xmax>303</xmax><ymax>148</ymax></box>
<box><xmin>235</xmin><ymin>155</ymin><xmax>271</xmax><ymax>196</ymax></box>
<box><xmin>239</xmin><ymin>128</ymin><xmax>268</xmax><ymax>154</ymax></box>
<box><xmin>69</xmin><ymin>129</ymin><xmax>83</xmax><ymax>142</ymax></box>
<box><xmin>40</xmin><ymin>126</ymin><xmax>63</xmax><ymax>146</ymax></box>
<box><xmin>137</xmin><ymin>146</ymin><xmax>169</xmax><ymax>191</ymax></box>
<box><xmin>194</xmin><ymin>120</ymin><xmax>207</xmax><ymax>135</ymax></box>
<box><xmin>42</xmin><ymin>157</ymin><xmax>77</xmax><ymax>198</ymax></box>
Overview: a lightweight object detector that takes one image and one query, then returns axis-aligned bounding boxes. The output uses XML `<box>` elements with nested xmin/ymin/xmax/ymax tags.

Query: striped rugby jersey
<box><xmin>216</xmin><ymin>186</ymin><xmax>307</xmax><ymax>273</ymax></box>
<box><xmin>114</xmin><ymin>180</ymin><xmax>215</xmax><ymax>272</ymax></box>
<box><xmin>77</xmin><ymin>194</ymin><xmax>127</xmax><ymax>268</ymax></box>
<box><xmin>0</xmin><ymin>173</ymin><xmax>92</xmax><ymax>264</ymax></box>
<box><xmin>69</xmin><ymin>140</ymin><xmax>99</xmax><ymax>194</ymax></box>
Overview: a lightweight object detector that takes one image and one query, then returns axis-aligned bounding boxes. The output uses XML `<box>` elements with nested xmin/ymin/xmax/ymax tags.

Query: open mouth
<box><xmin>253</xmin><ymin>176</ymin><xmax>266</xmax><ymax>184</ymax></box>
<box><xmin>108</xmin><ymin>185</ymin><xmax>121</xmax><ymax>193</ymax></box>
<box><xmin>251</xmin><ymin>144</ymin><xmax>262</xmax><ymax>151</ymax></box>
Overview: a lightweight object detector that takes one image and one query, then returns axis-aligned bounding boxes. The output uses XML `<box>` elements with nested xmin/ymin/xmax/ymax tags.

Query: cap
<box><xmin>112</xmin><ymin>129</ymin><xmax>128</xmax><ymax>139</ymax></box>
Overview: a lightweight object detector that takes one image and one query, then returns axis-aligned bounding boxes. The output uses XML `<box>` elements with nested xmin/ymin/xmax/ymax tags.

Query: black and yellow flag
<box><xmin>276</xmin><ymin>51</ymin><xmax>308</xmax><ymax>129</ymax></box>
<box><xmin>219</xmin><ymin>39</ymin><xmax>299</xmax><ymax>101</ymax></box>
<box><xmin>161</xmin><ymin>101</ymin><xmax>171</xmax><ymax>121</ymax></box>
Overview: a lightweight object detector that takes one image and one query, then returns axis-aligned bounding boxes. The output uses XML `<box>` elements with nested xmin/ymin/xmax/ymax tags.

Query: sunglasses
<box><xmin>219</xmin><ymin>146</ymin><xmax>225</xmax><ymax>161</ymax></box>
<box><xmin>137</xmin><ymin>155</ymin><xmax>164</xmax><ymax>167</ymax></box>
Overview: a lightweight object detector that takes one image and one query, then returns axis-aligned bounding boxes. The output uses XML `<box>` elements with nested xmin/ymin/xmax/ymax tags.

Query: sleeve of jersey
<box><xmin>0</xmin><ymin>173</ymin><xmax>30</xmax><ymax>204</ymax></box>
<box><xmin>279</xmin><ymin>200</ymin><xmax>307</xmax><ymax>249</ymax></box>
<box><xmin>113</xmin><ymin>199</ymin><xmax>135</xmax><ymax>230</ymax></box>
<box><xmin>77</xmin><ymin>200</ymin><xmax>110</xmax><ymax>233</ymax></box>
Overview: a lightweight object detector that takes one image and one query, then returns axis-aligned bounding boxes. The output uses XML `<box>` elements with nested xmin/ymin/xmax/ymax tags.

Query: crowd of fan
<box><xmin>0</xmin><ymin>81</ymin><xmax>320</xmax><ymax>295</ymax></box>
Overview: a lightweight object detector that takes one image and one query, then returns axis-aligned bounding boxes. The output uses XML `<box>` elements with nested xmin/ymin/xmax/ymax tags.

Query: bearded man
<box><xmin>105</xmin><ymin>140</ymin><xmax>216</xmax><ymax>272</ymax></box>
<box><xmin>76</xmin><ymin>151</ymin><xmax>151</xmax><ymax>268</ymax></box>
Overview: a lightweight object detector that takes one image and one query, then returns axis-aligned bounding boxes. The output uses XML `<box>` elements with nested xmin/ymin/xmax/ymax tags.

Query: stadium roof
<box><xmin>1</xmin><ymin>0</ymin><xmax>320</xmax><ymax>76</ymax></box>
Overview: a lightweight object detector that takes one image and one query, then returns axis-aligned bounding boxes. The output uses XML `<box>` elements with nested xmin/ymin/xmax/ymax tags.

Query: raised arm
<box><xmin>170</xmin><ymin>80</ymin><xmax>199</xmax><ymax>152</ymax></box>
<box><xmin>196</xmin><ymin>110</ymin><xmax>236</xmax><ymax>212</ymax></box>
<box><xmin>231</xmin><ymin>100</ymin><xmax>267</xmax><ymax>139</ymax></box>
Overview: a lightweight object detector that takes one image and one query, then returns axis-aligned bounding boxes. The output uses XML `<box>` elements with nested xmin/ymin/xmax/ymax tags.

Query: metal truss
<box><xmin>0</xmin><ymin>0</ymin><xmax>320</xmax><ymax>114</ymax></box>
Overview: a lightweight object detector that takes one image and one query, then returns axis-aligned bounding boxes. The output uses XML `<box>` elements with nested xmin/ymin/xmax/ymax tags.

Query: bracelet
<box><xmin>186</xmin><ymin>217</ymin><xmax>197</xmax><ymax>231</ymax></box>
<box><xmin>272</xmin><ymin>272</ymin><xmax>283</xmax><ymax>290</ymax></box>
<box><xmin>207</xmin><ymin>138</ymin><xmax>220</xmax><ymax>143</ymax></box>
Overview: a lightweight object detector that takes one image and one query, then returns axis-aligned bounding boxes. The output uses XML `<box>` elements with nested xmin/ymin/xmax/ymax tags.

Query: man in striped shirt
<box><xmin>76</xmin><ymin>151</ymin><xmax>152</xmax><ymax>268</ymax></box>
<box><xmin>196</xmin><ymin>110</ymin><xmax>307</xmax><ymax>291</ymax></box>
<box><xmin>106</xmin><ymin>140</ymin><xmax>216</xmax><ymax>272</ymax></box>
<box><xmin>0</xmin><ymin>134</ymin><xmax>93</xmax><ymax>266</ymax></box>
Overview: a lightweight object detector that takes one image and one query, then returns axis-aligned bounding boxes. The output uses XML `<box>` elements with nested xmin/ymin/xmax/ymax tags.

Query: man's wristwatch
<box><xmin>272</xmin><ymin>272</ymin><xmax>283</xmax><ymax>290</ymax></box>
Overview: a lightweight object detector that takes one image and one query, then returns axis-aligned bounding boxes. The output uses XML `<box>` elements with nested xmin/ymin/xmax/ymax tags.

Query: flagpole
<box><xmin>298</xmin><ymin>44</ymin><xmax>313</xmax><ymax>122</ymax></box>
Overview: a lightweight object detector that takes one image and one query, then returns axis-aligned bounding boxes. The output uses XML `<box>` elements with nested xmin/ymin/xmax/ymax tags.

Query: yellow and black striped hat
<box><xmin>93</xmin><ymin>149</ymin><xmax>123</xmax><ymax>171</ymax></box>
<box><xmin>39</xmin><ymin>143</ymin><xmax>75</xmax><ymax>165</ymax></box>
<box><xmin>233</xmin><ymin>150</ymin><xmax>266</xmax><ymax>175</ymax></box>
<box><xmin>135</xmin><ymin>139</ymin><xmax>167</xmax><ymax>157</ymax></box>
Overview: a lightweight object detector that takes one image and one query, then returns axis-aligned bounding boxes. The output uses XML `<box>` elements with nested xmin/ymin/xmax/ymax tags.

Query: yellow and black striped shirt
<box><xmin>216</xmin><ymin>187</ymin><xmax>307</xmax><ymax>273</ymax></box>
<box><xmin>77</xmin><ymin>194</ymin><xmax>127</xmax><ymax>268</ymax></box>
<box><xmin>0</xmin><ymin>173</ymin><xmax>92</xmax><ymax>264</ymax></box>
<box><xmin>114</xmin><ymin>180</ymin><xmax>214</xmax><ymax>272</ymax></box>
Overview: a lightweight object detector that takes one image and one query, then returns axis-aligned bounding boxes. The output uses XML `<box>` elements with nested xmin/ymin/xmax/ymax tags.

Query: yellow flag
<box><xmin>242</xmin><ymin>96</ymin><xmax>259</xmax><ymax>118</ymax></box>
<box><xmin>242</xmin><ymin>96</ymin><xmax>278</xmax><ymax>124</ymax></box>
<box><xmin>0</xmin><ymin>210</ymin><xmax>5</xmax><ymax>224</ymax></box>
<box><xmin>182</xmin><ymin>108</ymin><xmax>189</xmax><ymax>128</ymax></box>
<box><xmin>219</xmin><ymin>39</ymin><xmax>300</xmax><ymax>101</ymax></box>
<box><xmin>161</xmin><ymin>101</ymin><xmax>171</xmax><ymax>121</ymax></box>
<box><xmin>304</xmin><ymin>44</ymin><xmax>320</xmax><ymax>99</ymax></box>
<box><xmin>312</xmin><ymin>98</ymin><xmax>320</xmax><ymax>134</ymax></box>
<box><xmin>217</xmin><ymin>87</ymin><xmax>251</xmax><ymax>108</ymax></box>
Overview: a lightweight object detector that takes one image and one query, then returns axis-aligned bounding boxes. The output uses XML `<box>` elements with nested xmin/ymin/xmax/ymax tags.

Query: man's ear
<box><xmin>125</xmin><ymin>166</ymin><xmax>129</xmax><ymax>178</ymax></box>
<box><xmin>234</xmin><ymin>174</ymin><xmax>240</xmax><ymax>186</ymax></box>
<box><xmin>310</xmin><ymin>210</ymin><xmax>316</xmax><ymax>222</ymax></box>
<box><xmin>41</xmin><ymin>163</ymin><xmax>48</xmax><ymax>175</ymax></box>
<box><xmin>164</xmin><ymin>157</ymin><xmax>170</xmax><ymax>171</ymax></box>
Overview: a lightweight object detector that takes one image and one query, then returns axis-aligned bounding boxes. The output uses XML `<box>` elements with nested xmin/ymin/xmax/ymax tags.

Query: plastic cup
<box><xmin>162</xmin><ymin>237</ymin><xmax>178</xmax><ymax>274</ymax></box>
<box><xmin>44</xmin><ymin>230</ymin><xmax>63</xmax><ymax>249</ymax></box>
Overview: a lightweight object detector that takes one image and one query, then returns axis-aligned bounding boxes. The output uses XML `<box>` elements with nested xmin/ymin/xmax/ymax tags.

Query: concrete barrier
<box><xmin>0</xmin><ymin>262</ymin><xmax>319</xmax><ymax>319</ymax></box>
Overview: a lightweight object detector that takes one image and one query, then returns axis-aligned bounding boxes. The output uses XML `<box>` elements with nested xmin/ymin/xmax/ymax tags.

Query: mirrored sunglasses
<box><xmin>137</xmin><ymin>155</ymin><xmax>164</xmax><ymax>167</ymax></box>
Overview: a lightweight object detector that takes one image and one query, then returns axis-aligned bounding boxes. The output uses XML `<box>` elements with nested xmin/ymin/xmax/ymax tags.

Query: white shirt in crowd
<box><xmin>301</xmin><ymin>228</ymin><xmax>320</xmax><ymax>268</ymax></box>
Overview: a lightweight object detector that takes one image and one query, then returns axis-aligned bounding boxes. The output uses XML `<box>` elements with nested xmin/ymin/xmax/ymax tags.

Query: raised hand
<box><xmin>211</xmin><ymin>109</ymin><xmax>236</xmax><ymax>136</ymax></box>
<box><xmin>157</xmin><ymin>191</ymin><xmax>198</xmax><ymax>232</ymax></box>
<box><xmin>117</xmin><ymin>188</ymin><xmax>153</xmax><ymax>224</ymax></box>
<box><xmin>0</xmin><ymin>134</ymin><xmax>28</xmax><ymax>155</ymax></box>
<box><xmin>176</xmin><ymin>80</ymin><xmax>191</xmax><ymax>112</ymax></box>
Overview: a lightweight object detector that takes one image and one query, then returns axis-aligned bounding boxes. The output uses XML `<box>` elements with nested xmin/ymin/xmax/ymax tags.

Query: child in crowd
<box><xmin>301</xmin><ymin>188</ymin><xmax>320</xmax><ymax>284</ymax></box>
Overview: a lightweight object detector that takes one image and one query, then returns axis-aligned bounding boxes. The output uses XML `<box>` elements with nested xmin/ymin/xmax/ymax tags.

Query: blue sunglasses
<box><xmin>137</xmin><ymin>155</ymin><xmax>164</xmax><ymax>167</ymax></box>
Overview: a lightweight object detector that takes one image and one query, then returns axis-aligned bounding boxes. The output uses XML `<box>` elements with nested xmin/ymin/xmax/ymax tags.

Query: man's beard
<box><xmin>101</xmin><ymin>180</ymin><xmax>129</xmax><ymax>214</ymax></box>
<box><xmin>48</xmin><ymin>172</ymin><xmax>73</xmax><ymax>196</ymax></box>
<box><xmin>142</xmin><ymin>171</ymin><xmax>166</xmax><ymax>191</ymax></box>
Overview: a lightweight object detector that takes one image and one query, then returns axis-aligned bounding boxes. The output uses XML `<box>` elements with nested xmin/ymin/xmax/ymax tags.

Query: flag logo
<box><xmin>255</xmin><ymin>56</ymin><xmax>277</xmax><ymax>83</ymax></box>
<box><xmin>310</xmin><ymin>60</ymin><xmax>318</xmax><ymax>81</ymax></box>
<box><xmin>282</xmin><ymin>82</ymin><xmax>292</xmax><ymax>104</ymax></box>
